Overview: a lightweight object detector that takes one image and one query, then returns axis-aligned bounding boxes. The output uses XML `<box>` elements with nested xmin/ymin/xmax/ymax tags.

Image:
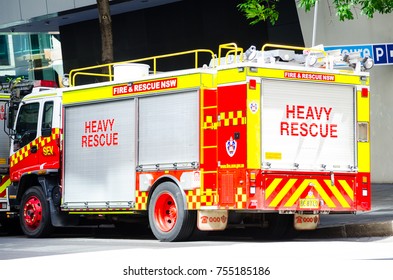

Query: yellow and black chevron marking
<box><xmin>10</xmin><ymin>128</ymin><xmax>60</xmax><ymax>167</ymax></box>
<box><xmin>265</xmin><ymin>177</ymin><xmax>354</xmax><ymax>209</ymax></box>
<box><xmin>219</xmin><ymin>111</ymin><xmax>246</xmax><ymax>126</ymax></box>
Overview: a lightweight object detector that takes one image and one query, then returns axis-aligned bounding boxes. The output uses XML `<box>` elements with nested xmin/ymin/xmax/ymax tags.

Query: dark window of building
<box><xmin>0</xmin><ymin>35</ymin><xmax>10</xmax><ymax>65</ymax></box>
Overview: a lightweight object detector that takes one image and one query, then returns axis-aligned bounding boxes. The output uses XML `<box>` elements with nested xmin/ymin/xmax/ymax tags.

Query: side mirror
<box><xmin>41</xmin><ymin>127</ymin><xmax>52</xmax><ymax>137</ymax></box>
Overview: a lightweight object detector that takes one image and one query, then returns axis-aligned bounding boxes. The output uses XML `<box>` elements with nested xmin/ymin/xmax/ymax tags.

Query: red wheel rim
<box><xmin>154</xmin><ymin>192</ymin><xmax>177</xmax><ymax>232</ymax></box>
<box><xmin>23</xmin><ymin>196</ymin><xmax>43</xmax><ymax>230</ymax></box>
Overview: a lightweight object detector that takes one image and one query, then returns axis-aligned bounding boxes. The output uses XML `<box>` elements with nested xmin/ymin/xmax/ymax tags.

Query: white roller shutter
<box><xmin>138</xmin><ymin>90</ymin><xmax>199</xmax><ymax>167</ymax></box>
<box><xmin>63</xmin><ymin>99</ymin><xmax>136</xmax><ymax>207</ymax></box>
<box><xmin>261</xmin><ymin>79</ymin><xmax>356</xmax><ymax>171</ymax></box>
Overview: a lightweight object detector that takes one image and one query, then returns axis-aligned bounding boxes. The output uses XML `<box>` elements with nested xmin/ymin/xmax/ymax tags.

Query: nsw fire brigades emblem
<box><xmin>226</xmin><ymin>137</ymin><xmax>237</xmax><ymax>157</ymax></box>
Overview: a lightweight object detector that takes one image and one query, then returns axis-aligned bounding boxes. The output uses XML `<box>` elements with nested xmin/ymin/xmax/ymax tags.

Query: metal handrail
<box><xmin>261</xmin><ymin>43</ymin><xmax>328</xmax><ymax>67</ymax></box>
<box><xmin>218</xmin><ymin>42</ymin><xmax>244</xmax><ymax>65</ymax></box>
<box><xmin>261</xmin><ymin>43</ymin><xmax>327</xmax><ymax>55</ymax></box>
<box><xmin>69</xmin><ymin>49</ymin><xmax>215</xmax><ymax>86</ymax></box>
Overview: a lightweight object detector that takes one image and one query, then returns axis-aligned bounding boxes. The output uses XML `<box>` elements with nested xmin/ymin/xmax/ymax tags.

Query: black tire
<box><xmin>148</xmin><ymin>182</ymin><xmax>196</xmax><ymax>242</ymax></box>
<box><xmin>19</xmin><ymin>186</ymin><xmax>53</xmax><ymax>238</ymax></box>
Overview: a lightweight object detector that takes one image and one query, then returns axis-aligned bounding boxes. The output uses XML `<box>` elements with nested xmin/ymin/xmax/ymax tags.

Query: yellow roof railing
<box><xmin>69</xmin><ymin>48</ymin><xmax>215</xmax><ymax>87</ymax></box>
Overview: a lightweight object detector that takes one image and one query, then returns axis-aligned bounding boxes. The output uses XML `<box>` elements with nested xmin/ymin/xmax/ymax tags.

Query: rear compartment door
<box><xmin>261</xmin><ymin>79</ymin><xmax>356</xmax><ymax>172</ymax></box>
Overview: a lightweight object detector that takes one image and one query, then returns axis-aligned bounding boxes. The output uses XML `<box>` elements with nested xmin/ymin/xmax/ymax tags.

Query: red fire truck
<box><xmin>0</xmin><ymin>79</ymin><xmax>58</xmax><ymax>232</ymax></box>
<box><xmin>3</xmin><ymin>43</ymin><xmax>372</xmax><ymax>241</ymax></box>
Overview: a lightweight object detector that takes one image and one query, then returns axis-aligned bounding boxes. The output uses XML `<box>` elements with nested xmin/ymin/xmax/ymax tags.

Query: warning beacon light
<box><xmin>362</xmin><ymin>56</ymin><xmax>374</xmax><ymax>70</ymax></box>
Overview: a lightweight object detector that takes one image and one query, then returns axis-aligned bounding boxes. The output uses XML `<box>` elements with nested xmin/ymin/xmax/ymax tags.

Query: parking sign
<box><xmin>325</xmin><ymin>43</ymin><xmax>393</xmax><ymax>66</ymax></box>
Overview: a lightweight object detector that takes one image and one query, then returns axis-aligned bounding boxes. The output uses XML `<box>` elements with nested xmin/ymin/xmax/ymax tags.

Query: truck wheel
<box><xmin>20</xmin><ymin>186</ymin><xmax>53</xmax><ymax>237</ymax></box>
<box><xmin>148</xmin><ymin>182</ymin><xmax>195</xmax><ymax>242</ymax></box>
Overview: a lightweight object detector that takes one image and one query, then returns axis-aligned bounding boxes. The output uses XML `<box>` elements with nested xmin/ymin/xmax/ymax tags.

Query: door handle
<box><xmin>31</xmin><ymin>145</ymin><xmax>38</xmax><ymax>153</ymax></box>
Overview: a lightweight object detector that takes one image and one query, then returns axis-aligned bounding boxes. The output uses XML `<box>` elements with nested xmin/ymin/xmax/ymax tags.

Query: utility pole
<box><xmin>312</xmin><ymin>0</ymin><xmax>319</xmax><ymax>46</ymax></box>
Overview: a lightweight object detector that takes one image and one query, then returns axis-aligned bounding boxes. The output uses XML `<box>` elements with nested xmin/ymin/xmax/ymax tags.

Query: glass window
<box><xmin>15</xmin><ymin>102</ymin><xmax>39</xmax><ymax>149</ymax></box>
<box><xmin>41</xmin><ymin>101</ymin><xmax>53</xmax><ymax>136</ymax></box>
<box><xmin>0</xmin><ymin>35</ymin><xmax>10</xmax><ymax>65</ymax></box>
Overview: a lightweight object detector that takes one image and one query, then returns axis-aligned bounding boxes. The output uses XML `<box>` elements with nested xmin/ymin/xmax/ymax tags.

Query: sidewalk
<box><xmin>305</xmin><ymin>184</ymin><xmax>393</xmax><ymax>238</ymax></box>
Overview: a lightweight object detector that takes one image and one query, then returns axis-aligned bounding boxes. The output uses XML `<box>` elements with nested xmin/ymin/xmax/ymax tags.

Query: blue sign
<box><xmin>325</xmin><ymin>43</ymin><xmax>393</xmax><ymax>66</ymax></box>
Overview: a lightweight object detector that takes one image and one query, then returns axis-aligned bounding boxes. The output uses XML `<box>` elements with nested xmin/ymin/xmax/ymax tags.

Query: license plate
<box><xmin>299</xmin><ymin>198</ymin><xmax>319</xmax><ymax>209</ymax></box>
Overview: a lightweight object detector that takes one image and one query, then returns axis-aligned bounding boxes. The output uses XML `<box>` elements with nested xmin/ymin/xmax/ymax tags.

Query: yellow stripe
<box><xmin>324</xmin><ymin>180</ymin><xmax>351</xmax><ymax>208</ymax></box>
<box><xmin>269</xmin><ymin>178</ymin><xmax>297</xmax><ymax>207</ymax></box>
<box><xmin>65</xmin><ymin>73</ymin><xmax>212</xmax><ymax>104</ymax></box>
<box><xmin>314</xmin><ymin>182</ymin><xmax>335</xmax><ymax>208</ymax></box>
<box><xmin>338</xmin><ymin>179</ymin><xmax>354</xmax><ymax>201</ymax></box>
<box><xmin>23</xmin><ymin>92</ymin><xmax>58</xmax><ymax>100</ymax></box>
<box><xmin>0</xmin><ymin>178</ymin><xmax>11</xmax><ymax>193</ymax></box>
<box><xmin>265</xmin><ymin>178</ymin><xmax>282</xmax><ymax>199</ymax></box>
<box><xmin>250</xmin><ymin>68</ymin><xmax>367</xmax><ymax>85</ymax></box>
<box><xmin>284</xmin><ymin>179</ymin><xmax>312</xmax><ymax>207</ymax></box>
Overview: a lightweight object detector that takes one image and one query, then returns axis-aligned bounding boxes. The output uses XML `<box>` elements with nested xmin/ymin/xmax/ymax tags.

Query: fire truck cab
<box><xmin>4</xmin><ymin>43</ymin><xmax>372</xmax><ymax>241</ymax></box>
<box><xmin>0</xmin><ymin>92</ymin><xmax>10</xmax><ymax>217</ymax></box>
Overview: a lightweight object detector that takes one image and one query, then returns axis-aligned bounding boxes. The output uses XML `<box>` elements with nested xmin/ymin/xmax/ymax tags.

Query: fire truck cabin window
<box><xmin>15</xmin><ymin>102</ymin><xmax>39</xmax><ymax>147</ymax></box>
<box><xmin>41</xmin><ymin>101</ymin><xmax>53</xmax><ymax>137</ymax></box>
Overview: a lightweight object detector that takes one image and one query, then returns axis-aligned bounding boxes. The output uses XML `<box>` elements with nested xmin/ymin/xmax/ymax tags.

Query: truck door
<box><xmin>217</xmin><ymin>83</ymin><xmax>247</xmax><ymax>207</ymax></box>
<box><xmin>10</xmin><ymin>98</ymin><xmax>60</xmax><ymax>181</ymax></box>
<box><xmin>37</xmin><ymin>100</ymin><xmax>60</xmax><ymax>170</ymax></box>
<box><xmin>10</xmin><ymin>102</ymin><xmax>40</xmax><ymax>179</ymax></box>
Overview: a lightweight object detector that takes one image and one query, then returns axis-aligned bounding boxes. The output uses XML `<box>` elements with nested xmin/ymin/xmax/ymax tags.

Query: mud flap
<box><xmin>294</xmin><ymin>213</ymin><xmax>319</xmax><ymax>231</ymax></box>
<box><xmin>38</xmin><ymin>176</ymin><xmax>79</xmax><ymax>227</ymax></box>
<box><xmin>197</xmin><ymin>210</ymin><xmax>228</xmax><ymax>231</ymax></box>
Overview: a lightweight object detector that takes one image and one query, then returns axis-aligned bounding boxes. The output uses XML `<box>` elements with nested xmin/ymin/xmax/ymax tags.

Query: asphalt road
<box><xmin>303</xmin><ymin>183</ymin><xmax>393</xmax><ymax>238</ymax></box>
<box><xmin>1</xmin><ymin>183</ymin><xmax>392</xmax><ymax>240</ymax></box>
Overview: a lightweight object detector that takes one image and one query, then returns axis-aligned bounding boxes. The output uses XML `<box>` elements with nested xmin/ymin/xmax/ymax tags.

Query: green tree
<box><xmin>238</xmin><ymin>0</ymin><xmax>393</xmax><ymax>25</ymax></box>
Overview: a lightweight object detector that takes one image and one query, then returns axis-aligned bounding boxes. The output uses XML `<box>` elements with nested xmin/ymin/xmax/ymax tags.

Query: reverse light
<box><xmin>249</xmin><ymin>172</ymin><xmax>256</xmax><ymax>195</ymax></box>
<box><xmin>357</xmin><ymin>122</ymin><xmax>369</xmax><ymax>142</ymax></box>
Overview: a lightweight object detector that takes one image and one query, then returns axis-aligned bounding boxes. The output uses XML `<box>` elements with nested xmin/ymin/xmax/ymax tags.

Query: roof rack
<box><xmin>68</xmin><ymin>48</ymin><xmax>215</xmax><ymax>87</ymax></box>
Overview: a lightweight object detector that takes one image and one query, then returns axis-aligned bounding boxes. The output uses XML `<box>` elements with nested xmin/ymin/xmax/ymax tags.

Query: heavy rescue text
<box><xmin>280</xmin><ymin>104</ymin><xmax>338</xmax><ymax>138</ymax></box>
<box><xmin>82</xmin><ymin>118</ymin><xmax>119</xmax><ymax>148</ymax></box>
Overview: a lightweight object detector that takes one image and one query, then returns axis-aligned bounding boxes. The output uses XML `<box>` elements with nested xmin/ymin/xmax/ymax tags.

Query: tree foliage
<box><xmin>238</xmin><ymin>0</ymin><xmax>393</xmax><ymax>25</ymax></box>
<box><xmin>237</xmin><ymin>0</ymin><xmax>280</xmax><ymax>25</ymax></box>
